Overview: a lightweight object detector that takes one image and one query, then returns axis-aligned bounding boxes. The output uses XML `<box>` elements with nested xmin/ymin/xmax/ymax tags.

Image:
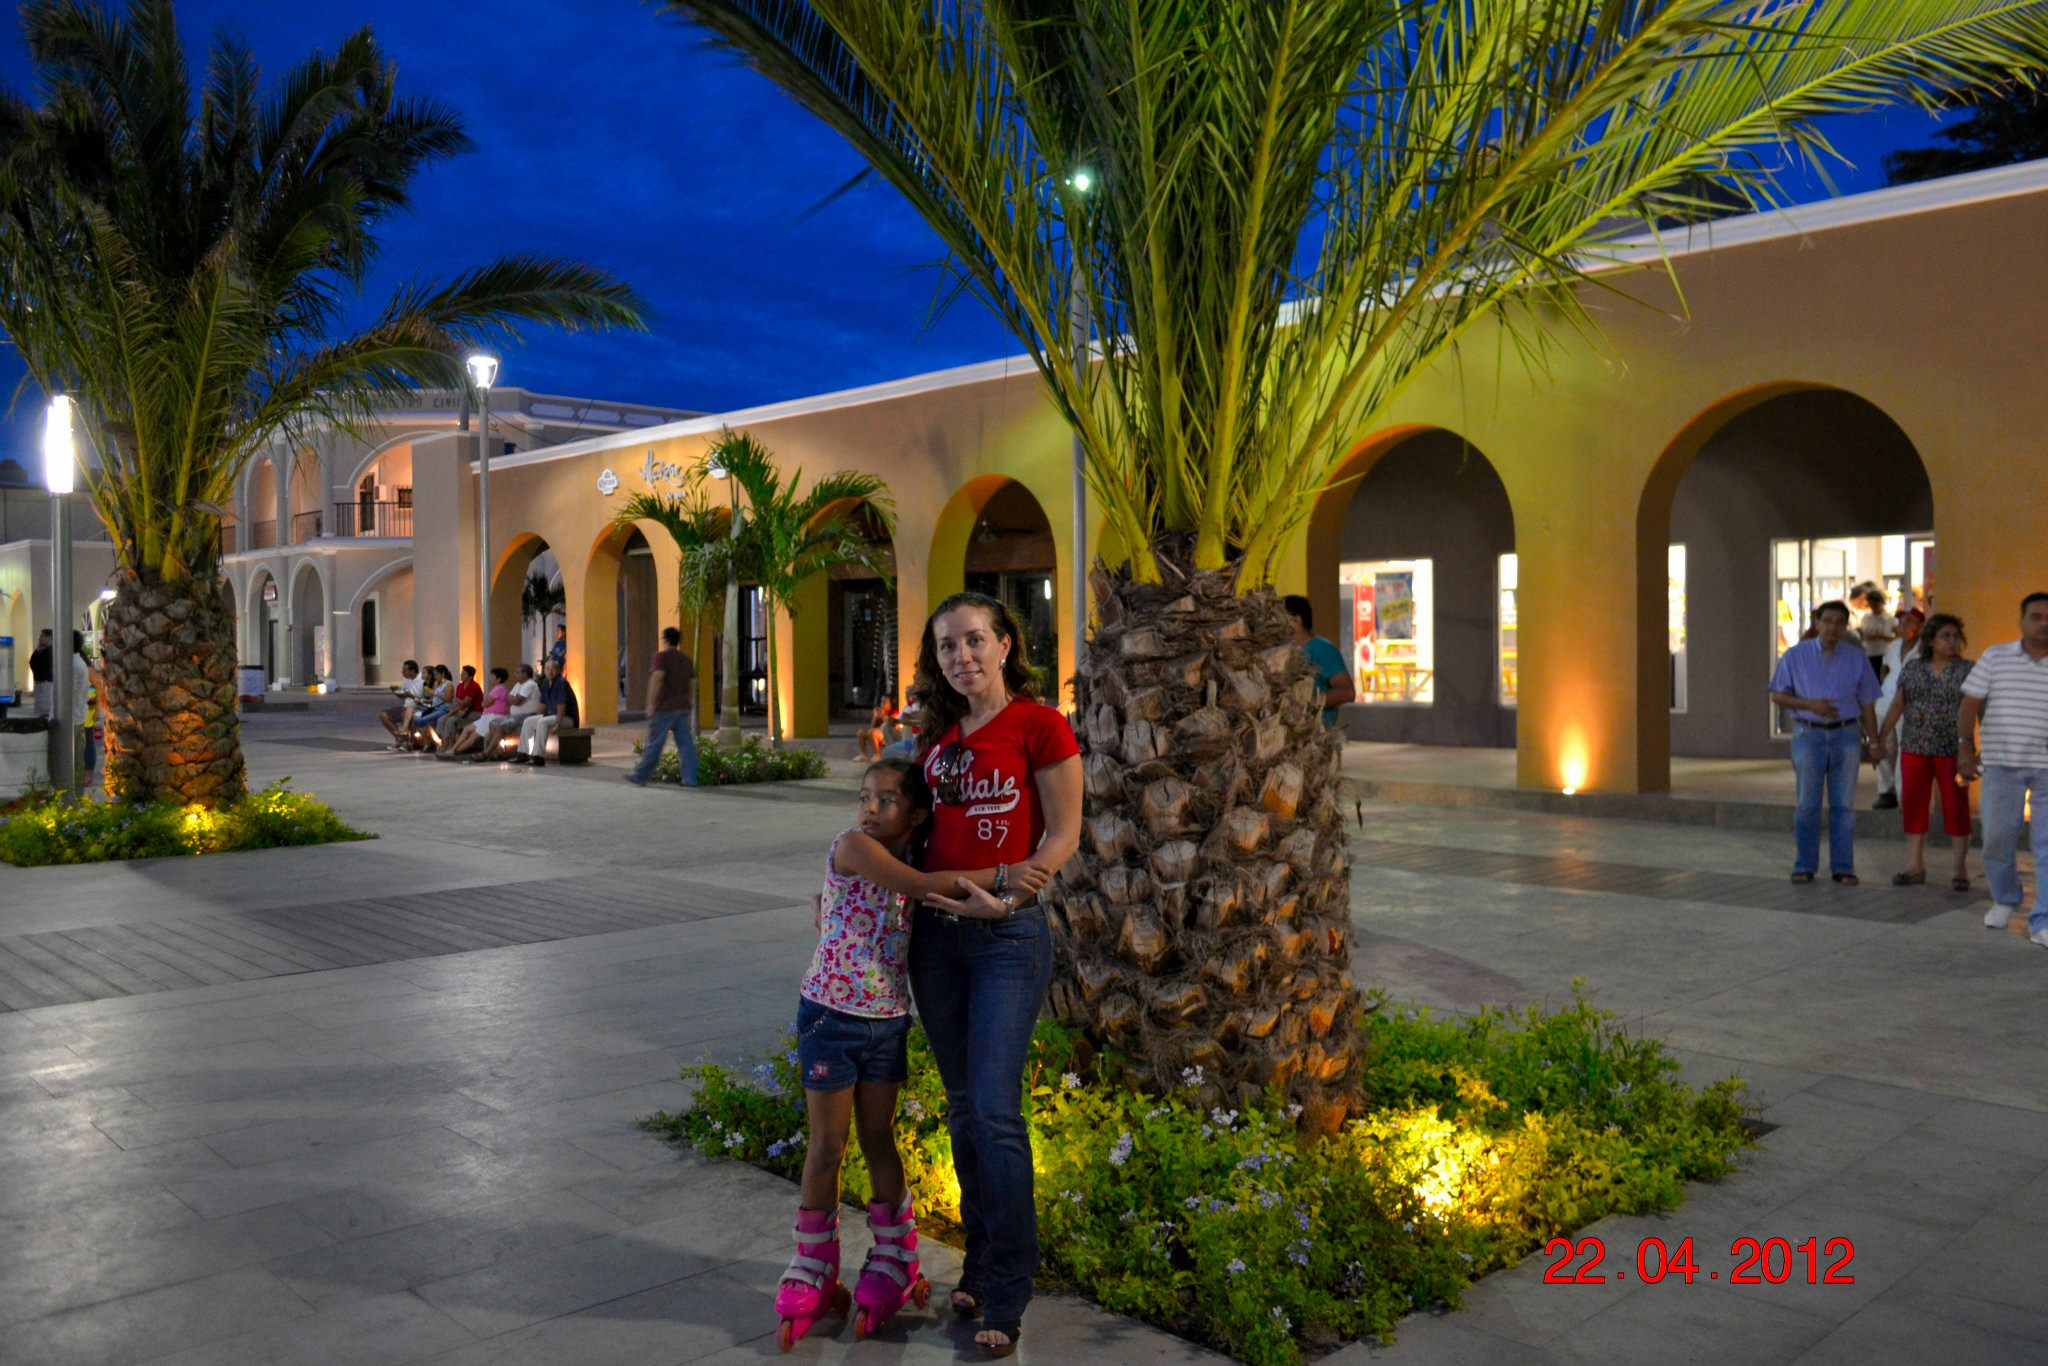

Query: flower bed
<box><xmin>644</xmin><ymin>989</ymin><xmax>1750</xmax><ymax>1364</ymax></box>
<box><xmin>634</xmin><ymin>734</ymin><xmax>829</xmax><ymax>785</ymax></box>
<box><xmin>0</xmin><ymin>781</ymin><xmax>373</xmax><ymax>866</ymax></box>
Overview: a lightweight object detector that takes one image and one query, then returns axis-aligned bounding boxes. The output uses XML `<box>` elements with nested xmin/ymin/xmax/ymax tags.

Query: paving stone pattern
<box><xmin>1348</xmin><ymin>839</ymin><xmax>1975</xmax><ymax>923</ymax></box>
<box><xmin>0</xmin><ymin>875</ymin><xmax>790</xmax><ymax>1012</ymax></box>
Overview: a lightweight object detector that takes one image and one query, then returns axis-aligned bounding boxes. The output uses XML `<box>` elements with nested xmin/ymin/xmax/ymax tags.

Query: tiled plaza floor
<box><xmin>1</xmin><ymin>697</ymin><xmax>2042</xmax><ymax>1365</ymax></box>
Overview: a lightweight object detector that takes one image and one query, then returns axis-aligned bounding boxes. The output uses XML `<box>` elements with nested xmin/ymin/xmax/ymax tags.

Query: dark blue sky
<box><xmin>0</xmin><ymin>1</ymin><xmax>1965</xmax><ymax>443</ymax></box>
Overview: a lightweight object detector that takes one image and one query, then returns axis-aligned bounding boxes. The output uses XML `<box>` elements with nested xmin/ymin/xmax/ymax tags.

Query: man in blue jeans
<box><xmin>626</xmin><ymin>626</ymin><xmax>698</xmax><ymax>787</ymax></box>
<box><xmin>1769</xmin><ymin>601</ymin><xmax>1881</xmax><ymax>883</ymax></box>
<box><xmin>1958</xmin><ymin>591</ymin><xmax>2048</xmax><ymax>946</ymax></box>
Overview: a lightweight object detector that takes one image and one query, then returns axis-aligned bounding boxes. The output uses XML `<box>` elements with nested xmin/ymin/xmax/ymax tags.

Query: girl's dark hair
<box><xmin>909</xmin><ymin>591</ymin><xmax>1041</xmax><ymax>758</ymax></box>
<box><xmin>865</xmin><ymin>755</ymin><xmax>934</xmax><ymax>867</ymax></box>
<box><xmin>490</xmin><ymin>667</ymin><xmax>509</xmax><ymax>684</ymax></box>
<box><xmin>1917</xmin><ymin>613</ymin><xmax>1966</xmax><ymax>662</ymax></box>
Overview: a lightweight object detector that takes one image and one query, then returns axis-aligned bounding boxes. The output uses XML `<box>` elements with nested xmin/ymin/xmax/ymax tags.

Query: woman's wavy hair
<box><xmin>1916</xmin><ymin>613</ymin><xmax>1966</xmax><ymax>662</ymax></box>
<box><xmin>909</xmin><ymin>591</ymin><xmax>1042</xmax><ymax>758</ymax></box>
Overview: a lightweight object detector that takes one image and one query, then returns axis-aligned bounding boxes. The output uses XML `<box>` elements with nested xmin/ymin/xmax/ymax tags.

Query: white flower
<box><xmin>1209</xmin><ymin>1107</ymin><xmax>1239</xmax><ymax>1129</ymax></box>
<box><xmin>1180</xmin><ymin>1064</ymin><xmax>1205</xmax><ymax>1087</ymax></box>
<box><xmin>1061</xmin><ymin>1072</ymin><xmax>1082</xmax><ymax>1090</ymax></box>
<box><xmin>1108</xmin><ymin>1132</ymin><xmax>1134</xmax><ymax>1167</ymax></box>
<box><xmin>1226</xmin><ymin>1258</ymin><xmax>1247</xmax><ymax>1275</ymax></box>
<box><xmin>1270</xmin><ymin>1307</ymin><xmax>1292</xmax><ymax>1331</ymax></box>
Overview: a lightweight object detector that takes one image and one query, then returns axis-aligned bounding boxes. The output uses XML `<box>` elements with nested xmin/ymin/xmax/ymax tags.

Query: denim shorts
<box><xmin>794</xmin><ymin>996</ymin><xmax>911</xmax><ymax>1093</ymax></box>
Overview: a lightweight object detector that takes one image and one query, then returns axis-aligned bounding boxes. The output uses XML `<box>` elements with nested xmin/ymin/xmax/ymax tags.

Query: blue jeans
<box><xmin>1792</xmin><ymin>725</ymin><xmax>1863</xmax><ymax>875</ymax></box>
<box><xmin>908</xmin><ymin>905</ymin><xmax>1053</xmax><ymax>1327</ymax></box>
<box><xmin>1979</xmin><ymin>764</ymin><xmax>2048</xmax><ymax>931</ymax></box>
<box><xmin>632</xmin><ymin>709</ymin><xmax>697</xmax><ymax>784</ymax></box>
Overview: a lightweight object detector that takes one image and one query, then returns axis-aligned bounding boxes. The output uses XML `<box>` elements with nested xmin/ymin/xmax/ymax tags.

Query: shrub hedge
<box><xmin>0</xmin><ymin>781</ymin><xmax>372</xmax><ymax>866</ymax></box>
<box><xmin>645</xmin><ymin>989</ymin><xmax>1750</xmax><ymax>1364</ymax></box>
<box><xmin>635</xmin><ymin>734</ymin><xmax>830</xmax><ymax>785</ymax></box>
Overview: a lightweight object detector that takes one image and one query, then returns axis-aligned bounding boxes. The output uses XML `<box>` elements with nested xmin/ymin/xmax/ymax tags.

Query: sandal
<box><xmin>1952</xmin><ymin>876</ymin><xmax>1971</xmax><ymax>892</ymax></box>
<box><xmin>1832</xmin><ymin>873</ymin><xmax>1859</xmax><ymax>886</ymax></box>
<box><xmin>977</xmin><ymin>1322</ymin><xmax>1021</xmax><ymax>1359</ymax></box>
<box><xmin>1892</xmin><ymin>871</ymin><xmax>1926</xmax><ymax>886</ymax></box>
<box><xmin>950</xmin><ymin>1287</ymin><xmax>982</xmax><ymax>1319</ymax></box>
<box><xmin>1790</xmin><ymin>871</ymin><xmax>1815</xmax><ymax>883</ymax></box>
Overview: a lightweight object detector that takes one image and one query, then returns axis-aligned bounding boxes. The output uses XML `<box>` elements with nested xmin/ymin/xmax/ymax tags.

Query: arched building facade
<box><xmin>402</xmin><ymin>163</ymin><xmax>2048</xmax><ymax>792</ymax></box>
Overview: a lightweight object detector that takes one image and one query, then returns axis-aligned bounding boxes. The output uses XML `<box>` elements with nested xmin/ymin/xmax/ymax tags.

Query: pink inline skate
<box><xmin>774</xmin><ymin>1206</ymin><xmax>849</xmax><ymax>1351</ymax></box>
<box><xmin>853</xmin><ymin>1193</ymin><xmax>929</xmax><ymax>1338</ymax></box>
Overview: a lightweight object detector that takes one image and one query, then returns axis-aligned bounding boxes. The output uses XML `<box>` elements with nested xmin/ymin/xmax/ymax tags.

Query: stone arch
<box><xmin>928</xmin><ymin>475</ymin><xmax>1060</xmax><ymax>687</ymax></box>
<box><xmin>1637</xmin><ymin>382</ymin><xmax>1933</xmax><ymax>783</ymax></box>
<box><xmin>246</xmin><ymin>455</ymin><xmax>279</xmax><ymax>550</ymax></box>
<box><xmin>1305</xmin><ymin>426</ymin><xmax>1516</xmax><ymax>745</ymax></box>
<box><xmin>347</xmin><ymin>558</ymin><xmax>414</xmax><ymax>687</ymax></box>
<box><xmin>581</xmin><ymin>519</ymin><xmax>669</xmax><ymax>726</ymax></box>
<box><xmin>488</xmin><ymin>532</ymin><xmax>551</xmax><ymax>678</ymax></box>
<box><xmin>287</xmin><ymin>559</ymin><xmax>329</xmax><ymax>687</ymax></box>
<box><xmin>247</xmin><ymin>567</ymin><xmax>282</xmax><ymax>685</ymax></box>
<box><xmin>286</xmin><ymin>446</ymin><xmax>325</xmax><ymax>544</ymax></box>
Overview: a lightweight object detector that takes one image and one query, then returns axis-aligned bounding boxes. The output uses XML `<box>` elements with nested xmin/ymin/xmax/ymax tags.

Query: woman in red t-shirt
<box><xmin>909</xmin><ymin>591</ymin><xmax>1082</xmax><ymax>1357</ymax></box>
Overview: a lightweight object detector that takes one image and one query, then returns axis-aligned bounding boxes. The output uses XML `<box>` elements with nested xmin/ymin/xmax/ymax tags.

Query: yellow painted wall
<box><xmin>436</xmin><ymin>181</ymin><xmax>2048</xmax><ymax>788</ymax></box>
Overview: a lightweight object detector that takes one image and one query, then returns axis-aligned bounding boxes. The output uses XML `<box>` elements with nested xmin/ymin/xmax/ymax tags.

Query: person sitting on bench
<box><xmin>439</xmin><ymin>667</ymin><xmax>511</xmax><ymax>759</ymax></box>
<box><xmin>514</xmin><ymin>659</ymin><xmax>579</xmax><ymax>767</ymax></box>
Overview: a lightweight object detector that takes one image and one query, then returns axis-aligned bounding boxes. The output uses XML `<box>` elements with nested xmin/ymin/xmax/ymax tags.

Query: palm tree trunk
<box><xmin>1046</xmin><ymin>568</ymin><xmax>1364</xmax><ymax>1134</ymax></box>
<box><xmin>98</xmin><ymin>568</ymin><xmax>247</xmax><ymax>807</ymax></box>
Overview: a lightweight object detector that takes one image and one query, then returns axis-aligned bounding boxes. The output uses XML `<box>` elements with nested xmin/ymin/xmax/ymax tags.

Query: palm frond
<box><xmin>664</xmin><ymin>0</ymin><xmax>2048</xmax><ymax>580</ymax></box>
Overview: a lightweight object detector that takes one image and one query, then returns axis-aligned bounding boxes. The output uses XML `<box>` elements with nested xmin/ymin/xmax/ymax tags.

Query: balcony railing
<box><xmin>218</xmin><ymin>523</ymin><xmax>238</xmax><ymax>555</ymax></box>
<box><xmin>329</xmin><ymin>500</ymin><xmax>413</xmax><ymax>538</ymax></box>
<box><xmin>246</xmin><ymin>519</ymin><xmax>277</xmax><ymax>550</ymax></box>
<box><xmin>291</xmin><ymin>510</ymin><xmax>324</xmax><ymax>544</ymax></box>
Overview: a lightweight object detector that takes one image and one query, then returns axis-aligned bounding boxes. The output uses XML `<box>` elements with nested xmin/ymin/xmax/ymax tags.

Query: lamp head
<box><xmin>1068</xmin><ymin>167</ymin><xmax>1094</xmax><ymax>194</ymax></box>
<box><xmin>464</xmin><ymin>353</ymin><xmax>500</xmax><ymax>390</ymax></box>
<box><xmin>42</xmin><ymin>394</ymin><xmax>75</xmax><ymax>494</ymax></box>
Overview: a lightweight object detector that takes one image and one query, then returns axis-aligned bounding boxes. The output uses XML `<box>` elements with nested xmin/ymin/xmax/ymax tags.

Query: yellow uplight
<box><xmin>1557</xmin><ymin>728</ymin><xmax>1590</xmax><ymax>795</ymax></box>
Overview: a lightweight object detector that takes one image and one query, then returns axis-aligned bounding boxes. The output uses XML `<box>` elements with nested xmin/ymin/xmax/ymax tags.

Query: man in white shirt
<box><xmin>489</xmin><ymin>664</ymin><xmax>542</xmax><ymax>753</ymax></box>
<box><xmin>1870</xmin><ymin>609</ymin><xmax>1923</xmax><ymax>810</ymax></box>
<box><xmin>1857</xmin><ymin>588</ymin><xmax>1898</xmax><ymax>682</ymax></box>
<box><xmin>1958</xmin><ymin>592</ymin><xmax>2048</xmax><ymax>946</ymax></box>
<box><xmin>379</xmin><ymin>660</ymin><xmax>423</xmax><ymax>748</ymax></box>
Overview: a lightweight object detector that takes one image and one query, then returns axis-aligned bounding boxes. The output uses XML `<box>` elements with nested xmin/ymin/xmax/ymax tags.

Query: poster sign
<box><xmin>1352</xmin><ymin>584</ymin><xmax>1376</xmax><ymax>680</ymax></box>
<box><xmin>1374</xmin><ymin>572</ymin><xmax>1416</xmax><ymax>640</ymax></box>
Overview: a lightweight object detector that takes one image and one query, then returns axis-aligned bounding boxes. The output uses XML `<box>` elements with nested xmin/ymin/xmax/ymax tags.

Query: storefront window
<box><xmin>1668</xmin><ymin>545</ymin><xmax>1688</xmax><ymax>714</ymax></box>
<box><xmin>1497</xmin><ymin>554</ymin><xmax>1518</xmax><ymax>707</ymax></box>
<box><xmin>1338</xmin><ymin>559</ymin><xmax>1434</xmax><ymax>705</ymax></box>
<box><xmin>1770</xmin><ymin>534</ymin><xmax>1932</xmax><ymax>738</ymax></box>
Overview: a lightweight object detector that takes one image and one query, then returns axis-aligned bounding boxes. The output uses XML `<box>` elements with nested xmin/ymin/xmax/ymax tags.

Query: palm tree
<box><xmin>520</xmin><ymin>569</ymin><xmax>565</xmax><ymax>670</ymax></box>
<box><xmin>691</xmin><ymin>429</ymin><xmax>893</xmax><ymax>747</ymax></box>
<box><xmin>0</xmin><ymin>0</ymin><xmax>643</xmax><ymax>805</ymax></box>
<box><xmin>658</xmin><ymin>0</ymin><xmax>2048</xmax><ymax>1127</ymax></box>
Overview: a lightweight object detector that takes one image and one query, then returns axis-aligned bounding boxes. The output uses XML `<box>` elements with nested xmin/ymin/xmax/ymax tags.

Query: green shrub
<box><xmin>644</xmin><ymin>990</ymin><xmax>1751</xmax><ymax>1365</ymax></box>
<box><xmin>632</xmin><ymin>734</ymin><xmax>830</xmax><ymax>785</ymax></box>
<box><xmin>0</xmin><ymin>781</ymin><xmax>372</xmax><ymax>866</ymax></box>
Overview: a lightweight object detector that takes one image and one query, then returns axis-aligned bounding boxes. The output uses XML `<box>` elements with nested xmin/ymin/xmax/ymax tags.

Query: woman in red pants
<box><xmin>1876</xmin><ymin>614</ymin><xmax>1975</xmax><ymax>889</ymax></box>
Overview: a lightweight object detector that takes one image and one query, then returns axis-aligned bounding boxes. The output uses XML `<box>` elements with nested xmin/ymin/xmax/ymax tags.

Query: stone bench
<box><xmin>555</xmin><ymin>727</ymin><xmax>594</xmax><ymax>765</ymax></box>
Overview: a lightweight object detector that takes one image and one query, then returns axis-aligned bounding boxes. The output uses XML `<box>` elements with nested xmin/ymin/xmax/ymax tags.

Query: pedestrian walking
<box><xmin>626</xmin><ymin>626</ymin><xmax>697</xmax><ymax>786</ymax></box>
<box><xmin>1857</xmin><ymin>587</ymin><xmax>1898</xmax><ymax>682</ymax></box>
<box><xmin>1874</xmin><ymin>613</ymin><xmax>1973</xmax><ymax>889</ymax></box>
<box><xmin>27</xmin><ymin>628</ymin><xmax>53</xmax><ymax>718</ymax></box>
<box><xmin>1958</xmin><ymin>592</ymin><xmax>2048</xmax><ymax>946</ymax></box>
<box><xmin>907</xmin><ymin>590</ymin><xmax>1082</xmax><ymax>1357</ymax></box>
<box><xmin>1769</xmin><ymin>601</ymin><xmax>1881</xmax><ymax>883</ymax></box>
<box><xmin>1283</xmin><ymin>594</ymin><xmax>1354</xmax><ymax>729</ymax></box>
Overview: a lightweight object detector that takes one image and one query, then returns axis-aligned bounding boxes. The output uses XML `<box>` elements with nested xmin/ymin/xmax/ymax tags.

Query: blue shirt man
<box><xmin>1283</xmin><ymin>594</ymin><xmax>1354</xmax><ymax>729</ymax></box>
<box><xmin>1769</xmin><ymin>601</ymin><xmax>1880</xmax><ymax>882</ymax></box>
<box><xmin>548</xmin><ymin>626</ymin><xmax>567</xmax><ymax>670</ymax></box>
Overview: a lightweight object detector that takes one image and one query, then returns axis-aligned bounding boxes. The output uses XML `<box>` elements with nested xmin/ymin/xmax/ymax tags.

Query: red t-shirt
<box><xmin>455</xmin><ymin>679</ymin><xmax>484</xmax><ymax>708</ymax></box>
<box><xmin>923</xmin><ymin>698</ymin><xmax>1079</xmax><ymax>870</ymax></box>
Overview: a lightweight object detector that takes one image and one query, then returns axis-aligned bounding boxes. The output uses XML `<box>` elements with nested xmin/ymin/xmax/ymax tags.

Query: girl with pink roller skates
<box><xmin>775</xmin><ymin>756</ymin><xmax>1016</xmax><ymax>1350</ymax></box>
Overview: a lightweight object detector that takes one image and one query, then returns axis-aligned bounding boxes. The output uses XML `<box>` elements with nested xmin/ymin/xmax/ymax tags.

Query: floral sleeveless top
<box><xmin>798</xmin><ymin>832</ymin><xmax>912</xmax><ymax>1019</ymax></box>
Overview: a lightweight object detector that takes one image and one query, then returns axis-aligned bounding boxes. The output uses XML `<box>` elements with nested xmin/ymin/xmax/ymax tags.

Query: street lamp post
<box><xmin>43</xmin><ymin>395</ymin><xmax>76</xmax><ymax>793</ymax></box>
<box><xmin>707</xmin><ymin>454</ymin><xmax>741</xmax><ymax>746</ymax></box>
<box><xmin>1067</xmin><ymin>168</ymin><xmax>1094</xmax><ymax>705</ymax></box>
<box><xmin>466</xmin><ymin>354</ymin><xmax>499</xmax><ymax>678</ymax></box>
